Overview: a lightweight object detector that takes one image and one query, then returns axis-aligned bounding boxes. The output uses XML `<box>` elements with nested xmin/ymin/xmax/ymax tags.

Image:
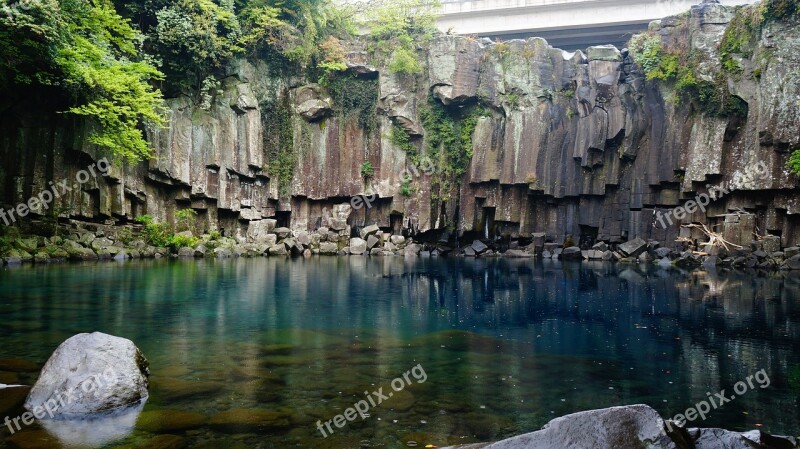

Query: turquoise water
<box><xmin>0</xmin><ymin>258</ymin><xmax>798</xmax><ymax>448</ymax></box>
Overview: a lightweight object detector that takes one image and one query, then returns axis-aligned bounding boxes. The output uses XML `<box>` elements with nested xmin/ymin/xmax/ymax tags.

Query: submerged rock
<box><xmin>25</xmin><ymin>332</ymin><xmax>149</xmax><ymax>417</ymax></box>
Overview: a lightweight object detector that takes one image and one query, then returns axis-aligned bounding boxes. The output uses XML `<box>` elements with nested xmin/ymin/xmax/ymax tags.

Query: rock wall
<box><xmin>1</xmin><ymin>1</ymin><xmax>798</xmax><ymax>248</ymax></box>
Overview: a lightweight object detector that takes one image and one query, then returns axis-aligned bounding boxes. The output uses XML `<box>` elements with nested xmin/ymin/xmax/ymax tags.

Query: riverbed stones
<box><xmin>136</xmin><ymin>409</ymin><xmax>206</xmax><ymax>433</ymax></box>
<box><xmin>25</xmin><ymin>332</ymin><xmax>149</xmax><ymax>417</ymax></box>
<box><xmin>208</xmin><ymin>408</ymin><xmax>290</xmax><ymax>432</ymax></box>
<box><xmin>149</xmin><ymin>378</ymin><xmax>222</xmax><ymax>402</ymax></box>
<box><xmin>0</xmin><ymin>358</ymin><xmax>40</xmax><ymax>372</ymax></box>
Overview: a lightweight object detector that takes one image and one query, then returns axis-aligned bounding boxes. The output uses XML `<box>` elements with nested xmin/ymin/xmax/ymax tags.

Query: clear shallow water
<box><xmin>0</xmin><ymin>257</ymin><xmax>798</xmax><ymax>448</ymax></box>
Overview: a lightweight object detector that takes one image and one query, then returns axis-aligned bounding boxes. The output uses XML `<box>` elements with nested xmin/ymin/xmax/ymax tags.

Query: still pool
<box><xmin>0</xmin><ymin>257</ymin><xmax>798</xmax><ymax>448</ymax></box>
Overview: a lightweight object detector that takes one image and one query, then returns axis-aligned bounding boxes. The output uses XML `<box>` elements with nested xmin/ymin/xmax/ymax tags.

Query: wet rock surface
<box><xmin>25</xmin><ymin>332</ymin><xmax>149</xmax><ymax>417</ymax></box>
<box><xmin>443</xmin><ymin>405</ymin><xmax>798</xmax><ymax>449</ymax></box>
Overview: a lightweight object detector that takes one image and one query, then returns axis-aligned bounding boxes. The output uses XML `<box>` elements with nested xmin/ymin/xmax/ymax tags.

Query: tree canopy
<box><xmin>0</xmin><ymin>0</ymin><xmax>438</xmax><ymax>162</ymax></box>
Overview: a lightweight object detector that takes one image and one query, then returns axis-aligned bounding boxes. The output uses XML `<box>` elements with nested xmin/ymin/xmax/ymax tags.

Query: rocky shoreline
<box><xmin>441</xmin><ymin>404</ymin><xmax>797</xmax><ymax>449</ymax></box>
<box><xmin>3</xmin><ymin>216</ymin><xmax>800</xmax><ymax>272</ymax></box>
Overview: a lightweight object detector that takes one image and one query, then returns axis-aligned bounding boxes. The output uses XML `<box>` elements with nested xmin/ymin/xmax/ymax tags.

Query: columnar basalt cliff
<box><xmin>1</xmin><ymin>1</ymin><xmax>799</xmax><ymax>249</ymax></box>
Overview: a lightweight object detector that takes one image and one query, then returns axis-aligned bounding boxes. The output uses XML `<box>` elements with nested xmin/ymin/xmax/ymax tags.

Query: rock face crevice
<box><xmin>1</xmin><ymin>1</ymin><xmax>798</xmax><ymax>247</ymax></box>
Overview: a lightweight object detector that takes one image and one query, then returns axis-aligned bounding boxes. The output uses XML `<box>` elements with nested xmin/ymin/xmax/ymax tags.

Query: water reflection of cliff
<box><xmin>1</xmin><ymin>258</ymin><xmax>798</xmax><ymax>437</ymax></box>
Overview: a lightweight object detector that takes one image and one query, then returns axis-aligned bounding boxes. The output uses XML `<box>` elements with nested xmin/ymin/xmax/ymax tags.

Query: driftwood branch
<box><xmin>679</xmin><ymin>223</ymin><xmax>743</xmax><ymax>251</ymax></box>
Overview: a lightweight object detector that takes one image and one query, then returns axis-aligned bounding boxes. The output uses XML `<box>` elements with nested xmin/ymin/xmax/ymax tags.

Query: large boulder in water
<box><xmin>444</xmin><ymin>405</ymin><xmax>678</xmax><ymax>449</ymax></box>
<box><xmin>25</xmin><ymin>332</ymin><xmax>149</xmax><ymax>417</ymax></box>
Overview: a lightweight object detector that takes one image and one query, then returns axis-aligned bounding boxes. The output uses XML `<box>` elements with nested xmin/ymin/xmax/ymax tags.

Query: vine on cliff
<box><xmin>261</xmin><ymin>95</ymin><xmax>295</xmax><ymax>197</ymax></box>
<box><xmin>419</xmin><ymin>95</ymin><xmax>490</xmax><ymax>200</ymax></box>
<box><xmin>628</xmin><ymin>30</ymin><xmax>747</xmax><ymax>118</ymax></box>
<box><xmin>325</xmin><ymin>73</ymin><xmax>379</xmax><ymax>133</ymax></box>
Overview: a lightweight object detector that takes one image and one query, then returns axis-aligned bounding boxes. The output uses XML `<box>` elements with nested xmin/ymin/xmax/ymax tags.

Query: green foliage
<box><xmin>167</xmin><ymin>234</ymin><xmax>200</xmax><ymax>250</ymax></box>
<box><xmin>175</xmin><ymin>208</ymin><xmax>198</xmax><ymax>232</ymax></box>
<box><xmin>210</xmin><ymin>230</ymin><xmax>222</xmax><ymax>240</ymax></box>
<box><xmin>238</xmin><ymin>0</ymin><xmax>355</xmax><ymax>71</ymax></box>
<box><xmin>0</xmin><ymin>0</ymin><xmax>166</xmax><ymax>162</ymax></box>
<box><xmin>719</xmin><ymin>5</ymin><xmax>764</xmax><ymax>76</ymax></box>
<box><xmin>134</xmin><ymin>214</ymin><xmax>171</xmax><ymax>247</ymax></box>
<box><xmin>762</xmin><ymin>0</ymin><xmax>798</xmax><ymax>21</ymax></box>
<box><xmin>360</xmin><ymin>161</ymin><xmax>374</xmax><ymax>178</ymax></box>
<box><xmin>325</xmin><ymin>73</ymin><xmax>379</xmax><ymax>133</ymax></box>
<box><xmin>261</xmin><ymin>96</ymin><xmax>295</xmax><ymax>196</ymax></box>
<box><xmin>628</xmin><ymin>33</ymin><xmax>665</xmax><ymax>78</ymax></box>
<box><xmin>388</xmin><ymin>46</ymin><xmax>422</xmax><ymax>74</ymax></box>
<box><xmin>153</xmin><ymin>0</ymin><xmax>242</xmax><ymax>83</ymax></box>
<box><xmin>134</xmin><ymin>213</ymin><xmax>201</xmax><ymax>251</ymax></box>
<box><xmin>787</xmin><ymin>150</ymin><xmax>800</xmax><ymax>176</ymax></box>
<box><xmin>790</xmin><ymin>364</ymin><xmax>800</xmax><ymax>392</ymax></box>
<box><xmin>317</xmin><ymin>36</ymin><xmax>347</xmax><ymax>73</ymax></box>
<box><xmin>116</xmin><ymin>227</ymin><xmax>134</xmax><ymax>245</ymax></box>
<box><xmin>367</xmin><ymin>0</ymin><xmax>440</xmax><ymax>74</ymax></box>
<box><xmin>629</xmin><ymin>30</ymin><xmax>747</xmax><ymax>118</ymax></box>
<box><xmin>400</xmin><ymin>175</ymin><xmax>413</xmax><ymax>197</ymax></box>
<box><xmin>504</xmin><ymin>92</ymin><xmax>520</xmax><ymax>110</ymax></box>
<box><xmin>0</xmin><ymin>236</ymin><xmax>13</xmax><ymax>257</ymax></box>
<box><xmin>420</xmin><ymin>96</ymin><xmax>487</xmax><ymax>179</ymax></box>
<box><xmin>390</xmin><ymin>124</ymin><xmax>419</xmax><ymax>164</ymax></box>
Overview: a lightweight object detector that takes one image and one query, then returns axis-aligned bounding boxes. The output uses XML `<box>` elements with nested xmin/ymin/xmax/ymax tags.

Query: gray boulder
<box><xmin>561</xmin><ymin>246</ymin><xmax>583</xmax><ymax>260</ymax></box>
<box><xmin>445</xmin><ymin>405</ymin><xmax>676</xmax><ymax>449</ymax></box>
<box><xmin>268</xmin><ymin>243</ymin><xmax>288</xmax><ymax>256</ymax></box>
<box><xmin>471</xmin><ymin>240</ymin><xmax>489</xmax><ymax>254</ymax></box>
<box><xmin>177</xmin><ymin>247</ymin><xmax>195</xmax><ymax>258</ymax></box>
<box><xmin>360</xmin><ymin>224</ymin><xmax>380</xmax><ymax>240</ymax></box>
<box><xmin>503</xmin><ymin>249</ymin><xmax>532</xmax><ymax>258</ymax></box>
<box><xmin>618</xmin><ymin>237</ymin><xmax>647</xmax><ymax>258</ymax></box>
<box><xmin>366</xmin><ymin>235</ymin><xmax>380</xmax><ymax>250</ymax></box>
<box><xmin>273</xmin><ymin>227</ymin><xmax>291</xmax><ymax>240</ymax></box>
<box><xmin>319</xmin><ymin>242</ymin><xmax>338</xmax><ymax>255</ymax></box>
<box><xmin>349</xmin><ymin>238</ymin><xmax>367</xmax><ymax>255</ymax></box>
<box><xmin>654</xmin><ymin>247</ymin><xmax>673</xmax><ymax>258</ymax></box>
<box><xmin>785</xmin><ymin>255</ymin><xmax>800</xmax><ymax>270</ymax></box>
<box><xmin>25</xmin><ymin>332</ymin><xmax>149</xmax><ymax>417</ymax></box>
<box><xmin>690</xmin><ymin>427</ymin><xmax>797</xmax><ymax>449</ymax></box>
<box><xmin>404</xmin><ymin>243</ymin><xmax>421</xmax><ymax>257</ymax></box>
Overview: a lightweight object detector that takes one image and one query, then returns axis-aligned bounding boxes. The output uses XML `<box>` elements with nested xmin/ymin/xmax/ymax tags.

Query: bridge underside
<box><xmin>480</xmin><ymin>21</ymin><xmax>651</xmax><ymax>51</ymax></box>
<box><xmin>436</xmin><ymin>0</ymin><xmax>756</xmax><ymax>51</ymax></box>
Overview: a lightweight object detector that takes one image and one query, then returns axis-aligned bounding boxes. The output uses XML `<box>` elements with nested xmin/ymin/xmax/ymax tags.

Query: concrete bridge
<box><xmin>436</xmin><ymin>0</ymin><xmax>757</xmax><ymax>50</ymax></box>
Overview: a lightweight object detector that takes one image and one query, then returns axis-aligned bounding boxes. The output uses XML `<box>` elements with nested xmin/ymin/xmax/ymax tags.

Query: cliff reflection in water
<box><xmin>0</xmin><ymin>257</ymin><xmax>798</xmax><ymax>446</ymax></box>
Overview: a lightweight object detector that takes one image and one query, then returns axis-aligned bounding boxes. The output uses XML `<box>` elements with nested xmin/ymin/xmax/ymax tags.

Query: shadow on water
<box><xmin>0</xmin><ymin>257</ymin><xmax>798</xmax><ymax>448</ymax></box>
